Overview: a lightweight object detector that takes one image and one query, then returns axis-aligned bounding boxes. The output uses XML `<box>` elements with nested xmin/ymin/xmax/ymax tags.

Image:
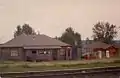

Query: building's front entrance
<box><xmin>26</xmin><ymin>50</ymin><xmax>37</xmax><ymax>61</ymax></box>
<box><xmin>32</xmin><ymin>50</ymin><xmax>37</xmax><ymax>61</ymax></box>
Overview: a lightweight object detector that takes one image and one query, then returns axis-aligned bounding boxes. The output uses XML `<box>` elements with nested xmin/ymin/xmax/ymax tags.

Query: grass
<box><xmin>0</xmin><ymin>58</ymin><xmax>120</xmax><ymax>72</ymax></box>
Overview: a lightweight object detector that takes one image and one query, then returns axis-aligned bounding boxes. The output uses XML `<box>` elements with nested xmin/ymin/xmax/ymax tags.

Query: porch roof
<box><xmin>24</xmin><ymin>46</ymin><xmax>61</xmax><ymax>49</ymax></box>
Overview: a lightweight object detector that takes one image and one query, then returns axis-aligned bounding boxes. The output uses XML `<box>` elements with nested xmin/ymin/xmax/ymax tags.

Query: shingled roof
<box><xmin>86</xmin><ymin>41</ymin><xmax>111</xmax><ymax>49</ymax></box>
<box><xmin>0</xmin><ymin>34</ymin><xmax>70</xmax><ymax>47</ymax></box>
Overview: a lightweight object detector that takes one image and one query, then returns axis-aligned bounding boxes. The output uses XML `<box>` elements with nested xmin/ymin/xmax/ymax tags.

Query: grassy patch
<box><xmin>0</xmin><ymin>58</ymin><xmax>120</xmax><ymax>72</ymax></box>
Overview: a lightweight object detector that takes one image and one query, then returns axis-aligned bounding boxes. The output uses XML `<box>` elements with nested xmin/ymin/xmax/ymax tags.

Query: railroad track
<box><xmin>1</xmin><ymin>66</ymin><xmax>120</xmax><ymax>78</ymax></box>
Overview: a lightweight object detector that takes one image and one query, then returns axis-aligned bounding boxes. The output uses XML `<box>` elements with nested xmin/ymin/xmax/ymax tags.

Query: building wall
<box><xmin>90</xmin><ymin>47</ymin><xmax>119</xmax><ymax>59</ymax></box>
<box><xmin>0</xmin><ymin>47</ymin><xmax>24</xmax><ymax>61</ymax></box>
<box><xmin>25</xmin><ymin>49</ymin><xmax>53</xmax><ymax>61</ymax></box>
<box><xmin>118</xmin><ymin>49</ymin><xmax>120</xmax><ymax>57</ymax></box>
<box><xmin>57</xmin><ymin>49</ymin><xmax>65</xmax><ymax>60</ymax></box>
<box><xmin>25</xmin><ymin>47</ymin><xmax>72</xmax><ymax>61</ymax></box>
<box><xmin>113</xmin><ymin>48</ymin><xmax>120</xmax><ymax>57</ymax></box>
<box><xmin>0</xmin><ymin>47</ymin><xmax>72</xmax><ymax>61</ymax></box>
<box><xmin>58</xmin><ymin>47</ymin><xmax>72</xmax><ymax>60</ymax></box>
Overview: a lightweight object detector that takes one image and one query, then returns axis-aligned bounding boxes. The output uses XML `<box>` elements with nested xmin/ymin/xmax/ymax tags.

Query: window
<box><xmin>44</xmin><ymin>51</ymin><xmax>47</xmax><ymax>54</ymax></box>
<box><xmin>47</xmin><ymin>51</ymin><xmax>51</xmax><ymax>54</ymax></box>
<box><xmin>32</xmin><ymin>51</ymin><xmax>36</xmax><ymax>54</ymax></box>
<box><xmin>11</xmin><ymin>50</ymin><xmax>18</xmax><ymax>56</ymax></box>
<box><xmin>38</xmin><ymin>50</ymin><xmax>50</xmax><ymax>54</ymax></box>
<box><xmin>39</xmin><ymin>51</ymin><xmax>44</xmax><ymax>54</ymax></box>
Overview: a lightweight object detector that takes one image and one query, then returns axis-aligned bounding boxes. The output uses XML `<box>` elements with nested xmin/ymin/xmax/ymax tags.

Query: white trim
<box><xmin>98</xmin><ymin>50</ymin><xmax>102</xmax><ymax>59</ymax></box>
<box><xmin>106</xmin><ymin>50</ymin><xmax>110</xmax><ymax>58</ymax></box>
<box><xmin>11</xmin><ymin>49</ymin><xmax>18</xmax><ymax>56</ymax></box>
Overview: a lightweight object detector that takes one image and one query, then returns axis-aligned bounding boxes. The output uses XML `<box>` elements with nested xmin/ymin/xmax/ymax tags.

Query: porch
<box><xmin>24</xmin><ymin>47</ymin><xmax>72</xmax><ymax>61</ymax></box>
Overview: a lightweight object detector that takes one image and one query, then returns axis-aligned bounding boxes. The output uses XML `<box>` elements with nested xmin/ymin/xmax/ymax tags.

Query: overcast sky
<box><xmin>0</xmin><ymin>0</ymin><xmax>120</xmax><ymax>43</ymax></box>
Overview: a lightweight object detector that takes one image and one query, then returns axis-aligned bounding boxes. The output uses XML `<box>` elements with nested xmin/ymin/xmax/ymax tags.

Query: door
<box><xmin>32</xmin><ymin>50</ymin><xmax>37</xmax><ymax>61</ymax></box>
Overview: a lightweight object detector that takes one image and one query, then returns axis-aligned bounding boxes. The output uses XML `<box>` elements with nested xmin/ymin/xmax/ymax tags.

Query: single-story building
<box><xmin>82</xmin><ymin>41</ymin><xmax>119</xmax><ymax>59</ymax></box>
<box><xmin>0</xmin><ymin>34</ymin><xmax>72</xmax><ymax>61</ymax></box>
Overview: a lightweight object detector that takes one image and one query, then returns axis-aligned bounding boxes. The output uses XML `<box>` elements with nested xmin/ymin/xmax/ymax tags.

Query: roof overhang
<box><xmin>0</xmin><ymin>45</ymin><xmax>22</xmax><ymax>48</ymax></box>
<box><xmin>23</xmin><ymin>46</ymin><xmax>61</xmax><ymax>49</ymax></box>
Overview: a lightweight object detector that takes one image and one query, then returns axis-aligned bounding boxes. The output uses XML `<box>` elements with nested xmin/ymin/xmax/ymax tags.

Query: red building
<box><xmin>82</xmin><ymin>41</ymin><xmax>119</xmax><ymax>59</ymax></box>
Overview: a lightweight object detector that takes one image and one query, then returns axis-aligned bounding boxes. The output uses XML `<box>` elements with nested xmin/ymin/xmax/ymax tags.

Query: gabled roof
<box><xmin>0</xmin><ymin>34</ymin><xmax>70</xmax><ymax>47</ymax></box>
<box><xmin>86</xmin><ymin>41</ymin><xmax>111</xmax><ymax>49</ymax></box>
<box><xmin>112</xmin><ymin>43</ymin><xmax>120</xmax><ymax>48</ymax></box>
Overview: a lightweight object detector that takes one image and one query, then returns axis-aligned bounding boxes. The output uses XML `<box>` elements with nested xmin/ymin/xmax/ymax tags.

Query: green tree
<box><xmin>14</xmin><ymin>25</ymin><xmax>22</xmax><ymax>37</ymax></box>
<box><xmin>59</xmin><ymin>27</ymin><xmax>81</xmax><ymax>46</ymax></box>
<box><xmin>22</xmin><ymin>24</ymin><xmax>36</xmax><ymax>35</ymax></box>
<box><xmin>14</xmin><ymin>24</ymin><xmax>36</xmax><ymax>37</ymax></box>
<box><xmin>92</xmin><ymin>22</ymin><xmax>117</xmax><ymax>44</ymax></box>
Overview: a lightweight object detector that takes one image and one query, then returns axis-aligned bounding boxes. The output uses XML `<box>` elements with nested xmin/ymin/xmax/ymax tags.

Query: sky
<box><xmin>0</xmin><ymin>0</ymin><xmax>120</xmax><ymax>43</ymax></box>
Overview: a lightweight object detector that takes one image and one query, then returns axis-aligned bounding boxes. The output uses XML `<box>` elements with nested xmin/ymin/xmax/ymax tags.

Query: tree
<box><xmin>92</xmin><ymin>22</ymin><xmax>117</xmax><ymax>44</ymax></box>
<box><xmin>86</xmin><ymin>37</ymin><xmax>90</xmax><ymax>44</ymax></box>
<box><xmin>14</xmin><ymin>24</ymin><xmax>36</xmax><ymax>37</ymax></box>
<box><xmin>14</xmin><ymin>25</ymin><xmax>22</xmax><ymax>37</ymax></box>
<box><xmin>59</xmin><ymin>27</ymin><xmax>81</xmax><ymax>46</ymax></box>
<box><xmin>22</xmin><ymin>24</ymin><xmax>36</xmax><ymax>35</ymax></box>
